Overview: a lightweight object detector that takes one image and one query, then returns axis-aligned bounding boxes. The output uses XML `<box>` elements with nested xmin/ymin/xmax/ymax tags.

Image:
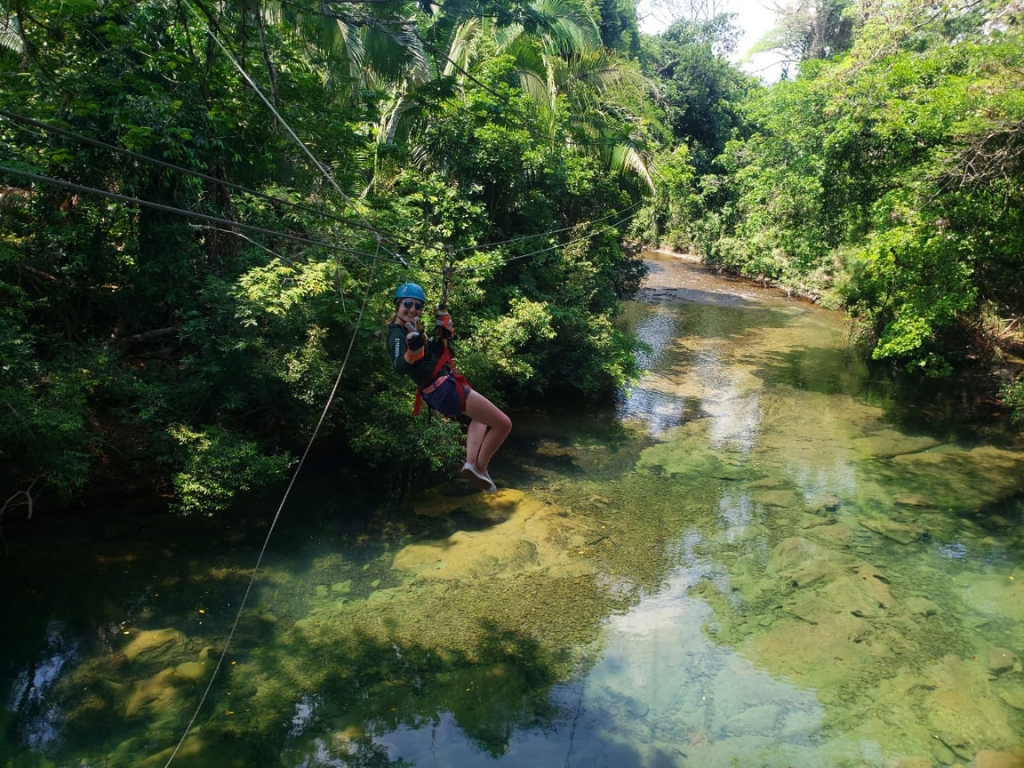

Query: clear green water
<box><xmin>3</xmin><ymin>253</ymin><xmax>1024</xmax><ymax>767</ymax></box>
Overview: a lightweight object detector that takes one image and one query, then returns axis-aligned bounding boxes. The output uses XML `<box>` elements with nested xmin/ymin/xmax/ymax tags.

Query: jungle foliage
<box><xmin>662</xmin><ymin>0</ymin><xmax>1024</xmax><ymax>384</ymax></box>
<box><xmin>0</xmin><ymin>0</ymin><xmax>653</xmax><ymax>512</ymax></box>
<box><xmin>3</xmin><ymin>0</ymin><xmax>1024</xmax><ymax>513</ymax></box>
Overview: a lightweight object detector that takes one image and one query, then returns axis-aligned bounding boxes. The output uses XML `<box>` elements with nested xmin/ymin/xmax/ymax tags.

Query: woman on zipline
<box><xmin>386</xmin><ymin>282</ymin><xmax>512</xmax><ymax>493</ymax></box>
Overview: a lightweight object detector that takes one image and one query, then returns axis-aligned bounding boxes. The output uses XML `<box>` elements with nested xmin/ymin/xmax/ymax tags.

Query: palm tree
<box><xmin>362</xmin><ymin>0</ymin><xmax>655</xmax><ymax>193</ymax></box>
<box><xmin>504</xmin><ymin>36</ymin><xmax>655</xmax><ymax>191</ymax></box>
<box><xmin>264</xmin><ymin>0</ymin><xmax>429</xmax><ymax>92</ymax></box>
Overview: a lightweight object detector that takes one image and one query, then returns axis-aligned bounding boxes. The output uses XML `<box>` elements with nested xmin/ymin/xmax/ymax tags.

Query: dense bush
<box><xmin>0</xmin><ymin>0</ymin><xmax>650</xmax><ymax>510</ymax></box>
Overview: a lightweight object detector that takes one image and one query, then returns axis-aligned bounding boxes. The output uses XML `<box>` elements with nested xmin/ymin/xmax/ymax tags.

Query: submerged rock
<box><xmin>892</xmin><ymin>493</ymin><xmax>937</xmax><ymax>509</ymax></box>
<box><xmin>848</xmin><ymin>432</ymin><xmax>941</xmax><ymax>459</ymax></box>
<box><xmin>393</xmin><ymin>490</ymin><xmax>591</xmax><ymax>583</ymax></box>
<box><xmin>924</xmin><ymin>655</ymin><xmax>1020</xmax><ymax>756</ymax></box>
<box><xmin>751</xmin><ymin>489</ymin><xmax>799</xmax><ymax>508</ymax></box>
<box><xmin>121</xmin><ymin>628</ymin><xmax>186</xmax><ymax>664</ymax></box>
<box><xmin>995</xmin><ymin>683</ymin><xmax>1024</xmax><ymax>711</ymax></box>
<box><xmin>122</xmin><ymin>667</ymin><xmax>190</xmax><ymax>719</ymax></box>
<box><xmin>973</xmin><ymin>750</ymin><xmax>1024</xmax><ymax>768</ymax></box>
<box><xmin>987</xmin><ymin>647</ymin><xmax>1020</xmax><ymax>676</ymax></box>
<box><xmin>857</xmin><ymin>518</ymin><xmax>924</xmax><ymax>545</ymax></box>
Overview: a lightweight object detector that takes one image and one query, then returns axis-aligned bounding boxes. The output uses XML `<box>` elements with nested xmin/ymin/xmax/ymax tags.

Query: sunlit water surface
<box><xmin>3</xmin><ymin>253</ymin><xmax>1024</xmax><ymax>768</ymax></box>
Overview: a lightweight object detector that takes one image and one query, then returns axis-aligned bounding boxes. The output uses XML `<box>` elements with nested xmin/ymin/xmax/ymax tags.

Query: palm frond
<box><xmin>525</xmin><ymin>0</ymin><xmax>600</xmax><ymax>55</ymax></box>
<box><xmin>0</xmin><ymin>15</ymin><xmax>24</xmax><ymax>55</ymax></box>
<box><xmin>444</xmin><ymin>17</ymin><xmax>483</xmax><ymax>78</ymax></box>
<box><xmin>610</xmin><ymin>142</ymin><xmax>656</xmax><ymax>194</ymax></box>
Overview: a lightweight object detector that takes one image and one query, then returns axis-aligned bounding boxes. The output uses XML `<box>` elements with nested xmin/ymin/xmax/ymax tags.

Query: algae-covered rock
<box><xmin>987</xmin><ymin>647</ymin><xmax>1020</xmax><ymax>676</ymax></box>
<box><xmin>887</xmin><ymin>445</ymin><xmax>1024</xmax><ymax>513</ymax></box>
<box><xmin>973</xmin><ymin>750</ymin><xmax>1024</xmax><ymax>768</ymax></box>
<box><xmin>121</xmin><ymin>628</ymin><xmax>187</xmax><ymax>663</ymax></box>
<box><xmin>849</xmin><ymin>563</ymin><xmax>894</xmax><ymax>609</ymax></box>
<box><xmin>393</xmin><ymin>491</ymin><xmax>591</xmax><ymax>583</ymax></box>
<box><xmin>804</xmin><ymin>521</ymin><xmax>855</xmax><ymax>547</ymax></box>
<box><xmin>635</xmin><ymin>432</ymin><xmax>747</xmax><ymax>481</ymax></box>
<box><xmin>766</xmin><ymin>537</ymin><xmax>823</xmax><ymax>574</ymax></box>
<box><xmin>175</xmin><ymin>660</ymin><xmax>210</xmax><ymax>684</ymax></box>
<box><xmin>857</xmin><ymin>518</ymin><xmax>924</xmax><ymax>545</ymax></box>
<box><xmin>137</xmin><ymin>733</ymin><xmax>252</xmax><ymax>768</ymax></box>
<box><xmin>412</xmin><ymin>486</ymin><xmax>523</xmax><ymax>521</ymax></box>
<box><xmin>892</xmin><ymin>493</ymin><xmax>937</xmax><ymax>509</ymax></box>
<box><xmin>924</xmin><ymin>655</ymin><xmax>1020</xmax><ymax>755</ymax></box>
<box><xmin>960</xmin><ymin>573</ymin><xmax>1024</xmax><ymax>622</ymax></box>
<box><xmin>807</xmin><ymin>494</ymin><xmax>841</xmax><ymax>513</ymax></box>
<box><xmin>995</xmin><ymin>682</ymin><xmax>1024</xmax><ymax>711</ymax></box>
<box><xmin>753</xmin><ymin>488</ymin><xmax>800</xmax><ymax>509</ymax></box>
<box><xmin>122</xmin><ymin>667</ymin><xmax>191</xmax><ymax>718</ymax></box>
<box><xmin>848</xmin><ymin>431</ymin><xmax>941</xmax><ymax>459</ymax></box>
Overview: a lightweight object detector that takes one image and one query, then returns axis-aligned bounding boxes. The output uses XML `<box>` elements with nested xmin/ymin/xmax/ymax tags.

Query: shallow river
<box><xmin>3</xmin><ymin>253</ymin><xmax>1024</xmax><ymax>767</ymax></box>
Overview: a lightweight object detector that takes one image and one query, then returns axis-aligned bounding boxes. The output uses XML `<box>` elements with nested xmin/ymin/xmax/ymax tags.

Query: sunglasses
<box><xmin>400</xmin><ymin>300</ymin><xmax>424</xmax><ymax>310</ymax></box>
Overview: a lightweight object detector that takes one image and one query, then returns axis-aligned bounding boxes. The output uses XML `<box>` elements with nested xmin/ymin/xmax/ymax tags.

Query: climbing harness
<box><xmin>412</xmin><ymin>249</ymin><xmax>469</xmax><ymax>417</ymax></box>
<box><xmin>412</xmin><ymin>344</ymin><xmax>470</xmax><ymax>417</ymax></box>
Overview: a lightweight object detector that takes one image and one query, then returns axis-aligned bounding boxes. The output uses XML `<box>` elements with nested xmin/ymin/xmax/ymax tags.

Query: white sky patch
<box><xmin>637</xmin><ymin>0</ymin><xmax>787</xmax><ymax>81</ymax></box>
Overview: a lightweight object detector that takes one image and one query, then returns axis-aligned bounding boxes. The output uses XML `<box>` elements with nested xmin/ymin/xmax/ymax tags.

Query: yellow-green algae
<box><xmin>75</xmin><ymin>485</ymin><xmax>659</xmax><ymax>765</ymax></box>
<box><xmin>611</xmin><ymin>261</ymin><xmax>1024</xmax><ymax>766</ymax></box>
<box><xmin>12</xmin><ymin>255</ymin><xmax>1024</xmax><ymax>768</ymax></box>
<box><xmin>623</xmin><ymin>377</ymin><xmax>1024</xmax><ymax>764</ymax></box>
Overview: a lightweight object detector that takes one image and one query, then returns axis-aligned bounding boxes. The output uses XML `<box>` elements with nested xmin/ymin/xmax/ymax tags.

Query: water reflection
<box><xmin>9</xmin><ymin>621</ymin><xmax>77</xmax><ymax>751</ymax></box>
<box><xmin>510</xmin><ymin>532</ymin><xmax>852</xmax><ymax>767</ymax></box>
<box><xmin>3</xmin><ymin>253</ymin><xmax>1024</xmax><ymax>767</ymax></box>
<box><xmin>717</xmin><ymin>492</ymin><xmax>753</xmax><ymax>542</ymax></box>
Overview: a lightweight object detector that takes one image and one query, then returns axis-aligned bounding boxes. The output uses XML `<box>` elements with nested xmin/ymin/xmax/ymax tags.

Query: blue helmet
<box><xmin>394</xmin><ymin>282</ymin><xmax>426</xmax><ymax>304</ymax></box>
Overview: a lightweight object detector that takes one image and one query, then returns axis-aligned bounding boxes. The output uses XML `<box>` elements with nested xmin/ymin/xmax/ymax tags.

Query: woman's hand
<box><xmin>403</xmin><ymin>321</ymin><xmax>425</xmax><ymax>362</ymax></box>
<box><xmin>435</xmin><ymin>310</ymin><xmax>453</xmax><ymax>337</ymax></box>
<box><xmin>406</xmin><ymin>329</ymin><xmax>424</xmax><ymax>351</ymax></box>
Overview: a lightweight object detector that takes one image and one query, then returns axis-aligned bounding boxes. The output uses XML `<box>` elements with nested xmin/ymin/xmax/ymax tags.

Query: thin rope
<box><xmin>182</xmin><ymin>0</ymin><xmax>381</xmax><ymax>236</ymax></box>
<box><xmin>161</xmin><ymin>257</ymin><xmax>378</xmax><ymax>768</ymax></box>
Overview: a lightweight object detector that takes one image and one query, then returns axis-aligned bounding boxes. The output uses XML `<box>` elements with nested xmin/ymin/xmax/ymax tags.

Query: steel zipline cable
<box><xmin>0</xmin><ymin>106</ymin><xmax>645</xmax><ymax>271</ymax></box>
<box><xmin>446</xmin><ymin>199</ymin><xmax>644</xmax><ymax>255</ymax></box>
<box><xmin>0</xmin><ymin>164</ymin><xmax>390</xmax><ymax>264</ymax></box>
<box><xmin>0</xmin><ymin>108</ymin><xmax>421</xmax><ymax>251</ymax></box>
<box><xmin>449</xmin><ymin>206</ymin><xmax>644</xmax><ymax>276</ymax></box>
<box><xmin>0</xmin><ymin>162</ymin><xmax>641</xmax><ymax>283</ymax></box>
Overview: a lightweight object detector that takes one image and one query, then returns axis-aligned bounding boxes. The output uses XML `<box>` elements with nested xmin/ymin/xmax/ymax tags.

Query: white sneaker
<box><xmin>462</xmin><ymin>462</ymin><xmax>497</xmax><ymax>493</ymax></box>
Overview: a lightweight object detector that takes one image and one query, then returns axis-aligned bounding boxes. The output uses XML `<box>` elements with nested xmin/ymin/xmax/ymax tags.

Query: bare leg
<box><xmin>462</xmin><ymin>390</ymin><xmax>511</xmax><ymax>473</ymax></box>
<box><xmin>466</xmin><ymin>419</ymin><xmax>489</xmax><ymax>469</ymax></box>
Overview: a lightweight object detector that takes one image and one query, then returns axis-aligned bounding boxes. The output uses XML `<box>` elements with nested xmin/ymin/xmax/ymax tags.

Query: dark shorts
<box><xmin>421</xmin><ymin>375</ymin><xmax>471</xmax><ymax>418</ymax></box>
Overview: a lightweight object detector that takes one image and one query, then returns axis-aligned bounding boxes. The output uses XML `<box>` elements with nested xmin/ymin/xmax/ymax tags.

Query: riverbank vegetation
<box><xmin>2</xmin><ymin>0</ymin><xmax>1022</xmax><ymax>514</ymax></box>
<box><xmin>670</xmin><ymin>0</ymin><xmax>1024</xmax><ymax>388</ymax></box>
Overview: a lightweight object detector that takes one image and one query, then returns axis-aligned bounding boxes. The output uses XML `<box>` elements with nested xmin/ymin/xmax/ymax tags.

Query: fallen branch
<box><xmin>0</xmin><ymin>477</ymin><xmax>41</xmax><ymax>524</ymax></box>
<box><xmin>1</xmin><ymin>479</ymin><xmax>40</xmax><ymax>553</ymax></box>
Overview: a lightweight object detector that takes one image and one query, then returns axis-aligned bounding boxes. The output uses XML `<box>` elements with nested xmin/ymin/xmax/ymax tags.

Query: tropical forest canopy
<box><xmin>1</xmin><ymin>0</ymin><xmax>1022</xmax><ymax>515</ymax></box>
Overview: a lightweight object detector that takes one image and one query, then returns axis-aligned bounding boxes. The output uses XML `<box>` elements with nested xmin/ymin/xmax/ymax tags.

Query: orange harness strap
<box><xmin>413</xmin><ymin>346</ymin><xmax>469</xmax><ymax>416</ymax></box>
